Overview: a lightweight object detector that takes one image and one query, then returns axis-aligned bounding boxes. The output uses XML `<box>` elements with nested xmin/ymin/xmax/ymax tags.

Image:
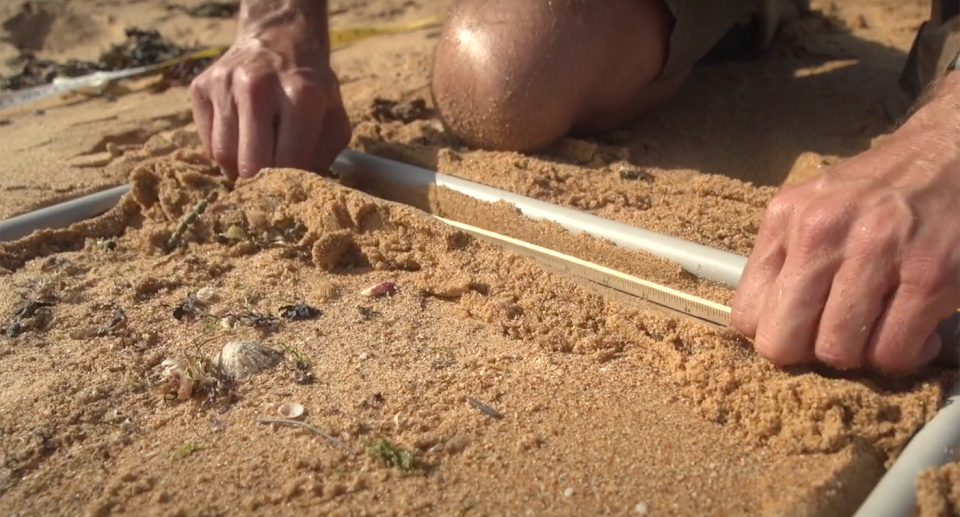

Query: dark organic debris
<box><xmin>233</xmin><ymin>311</ymin><xmax>280</xmax><ymax>332</ymax></box>
<box><xmin>181</xmin><ymin>1</ymin><xmax>239</xmax><ymax>18</ymax></box>
<box><xmin>356</xmin><ymin>305</ymin><xmax>378</xmax><ymax>321</ymax></box>
<box><xmin>369</xmin><ymin>97</ymin><xmax>430</xmax><ymax>123</ymax></box>
<box><xmin>173</xmin><ymin>293</ymin><xmax>200</xmax><ymax>321</ymax></box>
<box><xmin>70</xmin><ymin>307</ymin><xmax>127</xmax><ymax>339</ymax></box>
<box><xmin>618</xmin><ymin>166</ymin><xmax>655</xmax><ymax>182</ymax></box>
<box><xmin>4</xmin><ymin>300</ymin><xmax>54</xmax><ymax>338</ymax></box>
<box><xmin>278</xmin><ymin>303</ymin><xmax>321</xmax><ymax>321</ymax></box>
<box><xmin>1</xmin><ymin>27</ymin><xmax>220</xmax><ymax>91</ymax></box>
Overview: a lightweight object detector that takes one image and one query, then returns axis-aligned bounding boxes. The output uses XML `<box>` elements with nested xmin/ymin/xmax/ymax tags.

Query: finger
<box><xmin>189</xmin><ymin>80</ymin><xmax>214</xmax><ymax>157</ymax></box>
<box><xmin>236</xmin><ymin>80</ymin><xmax>279</xmax><ymax>178</ymax></box>
<box><xmin>211</xmin><ymin>93</ymin><xmax>240</xmax><ymax>179</ymax></box>
<box><xmin>813</xmin><ymin>252</ymin><xmax>897</xmax><ymax>369</ymax></box>
<box><xmin>867</xmin><ymin>287</ymin><xmax>954</xmax><ymax>373</ymax></box>
<box><xmin>274</xmin><ymin>83</ymin><xmax>325</xmax><ymax>170</ymax></box>
<box><xmin>731</xmin><ymin>196</ymin><xmax>794</xmax><ymax>337</ymax></box>
<box><xmin>753</xmin><ymin>207</ymin><xmax>849</xmax><ymax>365</ymax></box>
<box><xmin>312</xmin><ymin>105</ymin><xmax>352</xmax><ymax>174</ymax></box>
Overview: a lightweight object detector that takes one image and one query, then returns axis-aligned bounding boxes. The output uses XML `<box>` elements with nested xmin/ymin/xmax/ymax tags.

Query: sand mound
<box><xmin>0</xmin><ymin>151</ymin><xmax>952</xmax><ymax>515</ymax></box>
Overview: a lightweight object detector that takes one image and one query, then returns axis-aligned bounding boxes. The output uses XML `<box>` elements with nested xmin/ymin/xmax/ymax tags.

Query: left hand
<box><xmin>731</xmin><ymin>74</ymin><xmax>960</xmax><ymax>373</ymax></box>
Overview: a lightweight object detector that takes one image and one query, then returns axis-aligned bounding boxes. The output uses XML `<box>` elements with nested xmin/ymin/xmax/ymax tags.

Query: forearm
<box><xmin>237</xmin><ymin>0</ymin><xmax>331</xmax><ymax>56</ymax></box>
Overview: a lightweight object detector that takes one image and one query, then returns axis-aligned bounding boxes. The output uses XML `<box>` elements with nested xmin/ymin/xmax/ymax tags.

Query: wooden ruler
<box><xmin>435</xmin><ymin>217</ymin><xmax>732</xmax><ymax>327</ymax></box>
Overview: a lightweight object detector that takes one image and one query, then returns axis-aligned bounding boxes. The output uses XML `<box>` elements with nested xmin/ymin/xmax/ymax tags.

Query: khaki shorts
<box><xmin>660</xmin><ymin>0</ymin><xmax>959</xmax><ymax>102</ymax></box>
<box><xmin>659</xmin><ymin>0</ymin><xmax>801</xmax><ymax>79</ymax></box>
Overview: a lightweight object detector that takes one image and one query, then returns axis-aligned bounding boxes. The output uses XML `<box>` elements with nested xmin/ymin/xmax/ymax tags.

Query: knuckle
<box><xmin>868</xmin><ymin>344</ymin><xmax>909</xmax><ymax>374</ymax></box>
<box><xmin>794</xmin><ymin>203</ymin><xmax>845</xmax><ymax>254</ymax></box>
<box><xmin>902</xmin><ymin>257</ymin><xmax>955</xmax><ymax>295</ymax></box>
<box><xmin>815</xmin><ymin>342</ymin><xmax>860</xmax><ymax>369</ymax></box>
<box><xmin>286</xmin><ymin>78</ymin><xmax>324</xmax><ymax>104</ymax></box>
<box><xmin>763</xmin><ymin>191</ymin><xmax>799</xmax><ymax>224</ymax></box>
<box><xmin>234</xmin><ymin>67</ymin><xmax>275</xmax><ymax>95</ymax></box>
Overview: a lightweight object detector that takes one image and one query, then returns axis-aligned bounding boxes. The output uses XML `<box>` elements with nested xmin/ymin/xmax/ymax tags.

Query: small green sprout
<box><xmin>365</xmin><ymin>438</ymin><xmax>419</xmax><ymax>473</ymax></box>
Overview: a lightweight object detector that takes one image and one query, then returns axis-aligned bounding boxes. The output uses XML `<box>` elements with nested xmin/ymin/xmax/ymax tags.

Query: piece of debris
<box><xmin>161</xmin><ymin>356</ymin><xmax>216</xmax><ymax>400</ymax></box>
<box><xmin>361</xmin><ymin>281</ymin><xmax>396</xmax><ymax>298</ymax></box>
<box><xmin>369</xmin><ymin>97</ymin><xmax>429</xmax><ymax>123</ymax></box>
<box><xmin>215</xmin><ymin>341</ymin><xmax>282</xmax><ymax>379</ymax></box>
<box><xmin>277</xmin><ymin>402</ymin><xmax>305</xmax><ymax>420</ymax></box>
<box><xmin>172</xmin><ymin>292</ymin><xmax>200</xmax><ymax>320</ymax></box>
<box><xmin>221</xmin><ymin>224</ymin><xmax>248</xmax><ymax>242</ymax></box>
<box><xmin>4</xmin><ymin>300</ymin><xmax>54</xmax><ymax>338</ymax></box>
<box><xmin>365</xmin><ymin>438</ymin><xmax>420</xmax><ymax>473</ymax></box>
<box><xmin>181</xmin><ymin>1</ymin><xmax>239</xmax><ymax>18</ymax></box>
<box><xmin>1</xmin><ymin>27</ymin><xmax>221</xmax><ymax>92</ymax></box>
<box><xmin>163</xmin><ymin>199</ymin><xmax>209</xmax><ymax>254</ymax></box>
<box><xmin>466</xmin><ymin>397</ymin><xmax>503</xmax><ymax>419</ymax></box>
<box><xmin>616</xmin><ymin>164</ymin><xmax>655</xmax><ymax>182</ymax></box>
<box><xmin>257</xmin><ymin>418</ymin><xmax>355</xmax><ymax>454</ymax></box>
<box><xmin>195</xmin><ymin>286</ymin><xmax>219</xmax><ymax>305</ymax></box>
<box><xmin>356</xmin><ymin>305</ymin><xmax>378</xmax><ymax>321</ymax></box>
<box><xmin>69</xmin><ymin>307</ymin><xmax>127</xmax><ymax>339</ymax></box>
<box><xmin>231</xmin><ymin>311</ymin><xmax>280</xmax><ymax>332</ymax></box>
<box><xmin>284</xmin><ymin>347</ymin><xmax>315</xmax><ymax>385</ymax></box>
<box><xmin>278</xmin><ymin>302</ymin><xmax>321</xmax><ymax>321</ymax></box>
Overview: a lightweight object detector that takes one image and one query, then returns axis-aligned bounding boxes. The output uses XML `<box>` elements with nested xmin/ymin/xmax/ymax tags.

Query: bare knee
<box><xmin>430</xmin><ymin>0</ymin><xmax>674</xmax><ymax>152</ymax></box>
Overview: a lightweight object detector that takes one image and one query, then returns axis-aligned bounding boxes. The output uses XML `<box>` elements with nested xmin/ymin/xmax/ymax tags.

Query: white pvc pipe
<box><xmin>336</xmin><ymin>150</ymin><xmax>750</xmax><ymax>287</ymax></box>
<box><xmin>853</xmin><ymin>377</ymin><xmax>960</xmax><ymax>517</ymax></box>
<box><xmin>0</xmin><ymin>150</ymin><xmax>956</xmax><ymax>517</ymax></box>
<box><xmin>0</xmin><ymin>185</ymin><xmax>130</xmax><ymax>242</ymax></box>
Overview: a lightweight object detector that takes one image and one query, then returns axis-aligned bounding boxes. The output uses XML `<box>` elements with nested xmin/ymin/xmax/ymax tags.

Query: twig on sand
<box><xmin>257</xmin><ymin>418</ymin><xmax>355</xmax><ymax>454</ymax></box>
<box><xmin>466</xmin><ymin>397</ymin><xmax>503</xmax><ymax>419</ymax></box>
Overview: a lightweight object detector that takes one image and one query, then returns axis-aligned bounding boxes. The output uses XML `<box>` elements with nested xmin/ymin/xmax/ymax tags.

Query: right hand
<box><xmin>189</xmin><ymin>23</ymin><xmax>351</xmax><ymax>179</ymax></box>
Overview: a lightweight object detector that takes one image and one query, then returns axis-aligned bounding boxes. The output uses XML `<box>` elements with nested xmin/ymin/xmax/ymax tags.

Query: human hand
<box><xmin>732</xmin><ymin>75</ymin><xmax>960</xmax><ymax>373</ymax></box>
<box><xmin>189</xmin><ymin>3</ymin><xmax>350</xmax><ymax>179</ymax></box>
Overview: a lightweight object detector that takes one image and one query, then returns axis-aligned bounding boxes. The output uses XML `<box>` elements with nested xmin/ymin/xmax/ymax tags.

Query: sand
<box><xmin>916</xmin><ymin>461</ymin><xmax>960</xmax><ymax>517</ymax></box>
<box><xmin>0</xmin><ymin>156</ymin><xmax>951</xmax><ymax>516</ymax></box>
<box><xmin>1</xmin><ymin>0</ymin><xmax>958</xmax><ymax>515</ymax></box>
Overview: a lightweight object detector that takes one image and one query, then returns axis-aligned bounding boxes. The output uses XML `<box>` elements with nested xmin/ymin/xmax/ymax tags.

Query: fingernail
<box><xmin>917</xmin><ymin>333</ymin><xmax>942</xmax><ymax>366</ymax></box>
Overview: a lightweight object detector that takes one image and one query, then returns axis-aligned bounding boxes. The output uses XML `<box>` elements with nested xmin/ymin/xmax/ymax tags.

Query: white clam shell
<box><xmin>214</xmin><ymin>341</ymin><xmax>282</xmax><ymax>379</ymax></box>
<box><xmin>278</xmin><ymin>402</ymin><xmax>305</xmax><ymax>420</ymax></box>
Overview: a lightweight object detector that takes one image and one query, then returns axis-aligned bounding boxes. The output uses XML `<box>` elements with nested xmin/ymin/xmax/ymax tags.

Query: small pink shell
<box><xmin>361</xmin><ymin>281</ymin><xmax>396</xmax><ymax>298</ymax></box>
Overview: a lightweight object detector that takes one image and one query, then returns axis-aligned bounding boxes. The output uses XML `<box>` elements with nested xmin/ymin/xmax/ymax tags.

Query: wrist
<box><xmin>238</xmin><ymin>0</ymin><xmax>330</xmax><ymax>57</ymax></box>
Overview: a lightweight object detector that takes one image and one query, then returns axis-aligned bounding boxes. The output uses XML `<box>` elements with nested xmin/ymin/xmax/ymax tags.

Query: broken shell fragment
<box><xmin>278</xmin><ymin>402</ymin><xmax>305</xmax><ymax>420</ymax></box>
<box><xmin>223</xmin><ymin>225</ymin><xmax>249</xmax><ymax>241</ymax></box>
<box><xmin>214</xmin><ymin>341</ymin><xmax>282</xmax><ymax>379</ymax></box>
<box><xmin>195</xmin><ymin>287</ymin><xmax>219</xmax><ymax>305</ymax></box>
<box><xmin>361</xmin><ymin>281</ymin><xmax>396</xmax><ymax>298</ymax></box>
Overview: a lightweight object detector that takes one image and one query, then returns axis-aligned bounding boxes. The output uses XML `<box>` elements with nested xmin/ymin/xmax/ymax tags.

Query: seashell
<box><xmin>214</xmin><ymin>341</ymin><xmax>282</xmax><ymax>379</ymax></box>
<box><xmin>223</xmin><ymin>225</ymin><xmax>249</xmax><ymax>241</ymax></box>
<box><xmin>361</xmin><ymin>281</ymin><xmax>395</xmax><ymax>298</ymax></box>
<box><xmin>277</xmin><ymin>402</ymin><xmax>305</xmax><ymax>420</ymax></box>
<box><xmin>195</xmin><ymin>286</ymin><xmax>219</xmax><ymax>305</ymax></box>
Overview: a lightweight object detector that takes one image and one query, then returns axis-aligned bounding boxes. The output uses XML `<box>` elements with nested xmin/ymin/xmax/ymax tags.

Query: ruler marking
<box><xmin>435</xmin><ymin>217</ymin><xmax>732</xmax><ymax>327</ymax></box>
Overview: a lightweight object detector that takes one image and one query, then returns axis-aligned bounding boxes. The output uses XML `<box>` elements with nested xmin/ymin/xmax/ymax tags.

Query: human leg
<box><xmin>429</xmin><ymin>0</ymin><xmax>677</xmax><ymax>152</ymax></box>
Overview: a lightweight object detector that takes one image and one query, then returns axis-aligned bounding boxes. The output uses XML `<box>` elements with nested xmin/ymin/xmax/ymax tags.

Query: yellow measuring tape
<box><xmin>330</xmin><ymin>13</ymin><xmax>445</xmax><ymax>48</ymax></box>
<box><xmin>436</xmin><ymin>217</ymin><xmax>733</xmax><ymax>327</ymax></box>
<box><xmin>0</xmin><ymin>13</ymin><xmax>446</xmax><ymax>112</ymax></box>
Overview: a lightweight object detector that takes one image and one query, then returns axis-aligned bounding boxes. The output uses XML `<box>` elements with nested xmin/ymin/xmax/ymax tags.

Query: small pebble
<box><xmin>195</xmin><ymin>287</ymin><xmax>219</xmax><ymax>305</ymax></box>
<box><xmin>563</xmin><ymin>488</ymin><xmax>574</xmax><ymax>497</ymax></box>
<box><xmin>219</xmin><ymin>316</ymin><xmax>236</xmax><ymax>330</ymax></box>
<box><xmin>223</xmin><ymin>225</ymin><xmax>248</xmax><ymax>241</ymax></box>
<box><xmin>635</xmin><ymin>502</ymin><xmax>649</xmax><ymax>515</ymax></box>
<box><xmin>358</xmin><ymin>352</ymin><xmax>372</xmax><ymax>361</ymax></box>
<box><xmin>361</xmin><ymin>281</ymin><xmax>395</xmax><ymax>298</ymax></box>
